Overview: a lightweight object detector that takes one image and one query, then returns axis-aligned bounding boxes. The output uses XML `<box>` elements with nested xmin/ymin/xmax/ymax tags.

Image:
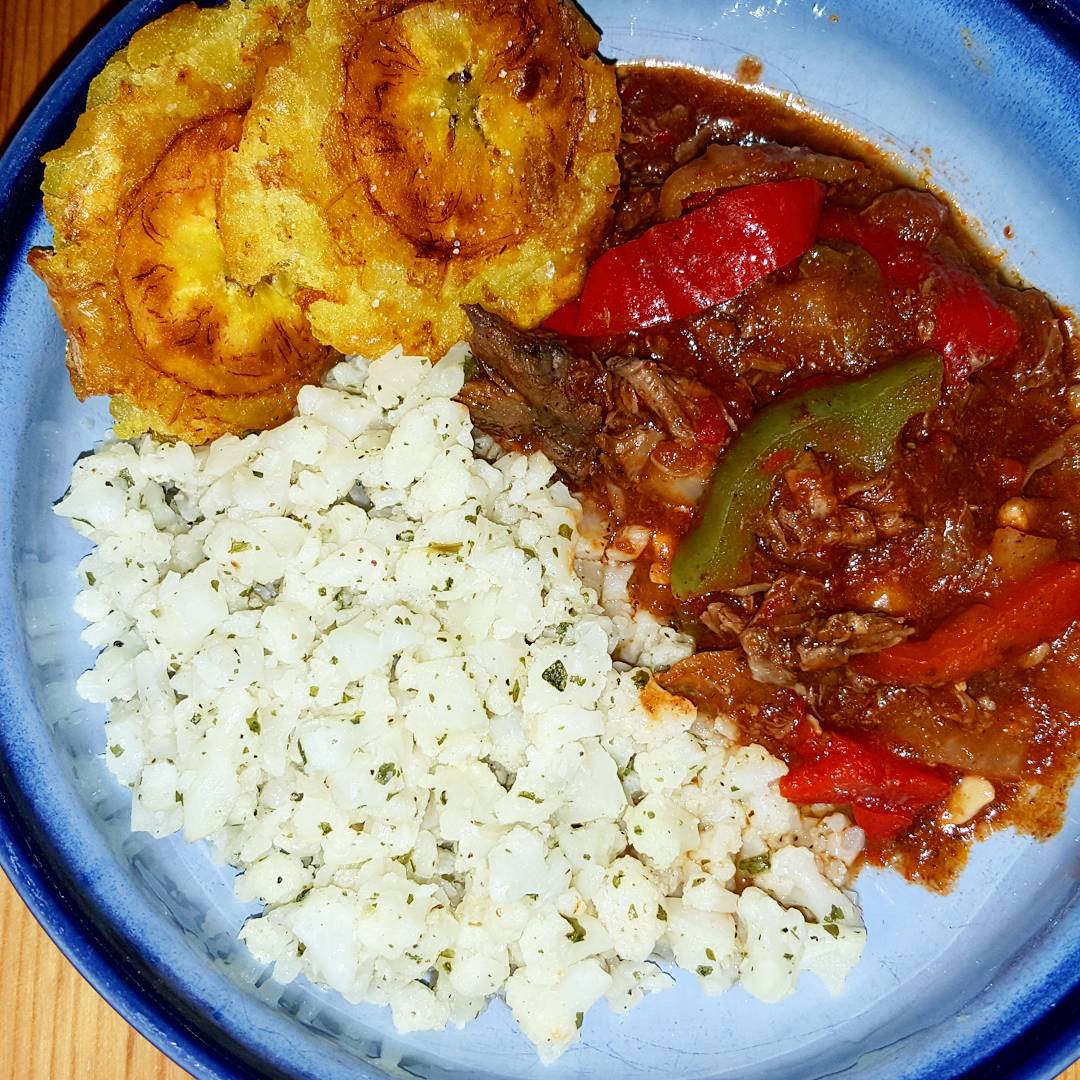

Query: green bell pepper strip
<box><xmin>670</xmin><ymin>352</ymin><xmax>944</xmax><ymax>599</ymax></box>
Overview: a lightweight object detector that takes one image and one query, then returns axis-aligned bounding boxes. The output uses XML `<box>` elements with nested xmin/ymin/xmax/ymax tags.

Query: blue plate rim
<box><xmin>1</xmin><ymin>2</ymin><xmax>1080</xmax><ymax>1078</ymax></box>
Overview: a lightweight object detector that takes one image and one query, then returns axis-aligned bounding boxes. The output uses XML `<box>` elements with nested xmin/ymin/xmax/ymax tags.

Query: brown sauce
<box><xmin>735</xmin><ymin>55</ymin><xmax>763</xmax><ymax>84</ymax></box>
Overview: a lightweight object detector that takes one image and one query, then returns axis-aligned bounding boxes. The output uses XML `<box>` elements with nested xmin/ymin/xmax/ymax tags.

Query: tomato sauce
<box><xmin>595</xmin><ymin>65</ymin><xmax>1080</xmax><ymax>889</ymax></box>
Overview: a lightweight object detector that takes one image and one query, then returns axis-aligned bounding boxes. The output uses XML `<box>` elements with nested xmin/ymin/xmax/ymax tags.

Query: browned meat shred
<box><xmin>608</xmin><ymin>357</ymin><xmax>695</xmax><ymax>439</ymax></box>
<box><xmin>455</xmin><ymin>379</ymin><xmax>538</xmax><ymax>435</ymax></box>
<box><xmin>461</xmin><ymin>305</ymin><xmax>608</xmax><ymax>481</ymax></box>
<box><xmin>698</xmin><ymin>574</ymin><xmax>906</xmax><ymax>685</ymax></box>
<box><xmin>657</xmin><ymin>650</ymin><xmax>805</xmax><ymax>758</ymax></box>
<box><xmin>462</xmin><ymin>306</ymin><xmax>727</xmax><ymax>501</ymax></box>
<box><xmin>759</xmin><ymin>452</ymin><xmax>877</xmax><ymax>570</ymax></box>
<box><xmin>740</xmin><ymin>611</ymin><xmax>910</xmax><ymax>685</ymax></box>
<box><xmin>793</xmin><ymin>612</ymin><xmax>913</xmax><ymax>671</ymax></box>
<box><xmin>700</xmin><ymin>596</ymin><xmax>755</xmax><ymax>643</ymax></box>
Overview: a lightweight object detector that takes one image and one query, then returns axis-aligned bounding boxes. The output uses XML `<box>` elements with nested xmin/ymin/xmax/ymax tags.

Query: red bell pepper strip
<box><xmin>819</xmin><ymin>207</ymin><xmax>1019</xmax><ymax>382</ymax></box>
<box><xmin>852</xmin><ymin>561</ymin><xmax>1080</xmax><ymax>686</ymax></box>
<box><xmin>780</xmin><ymin>729</ymin><xmax>953</xmax><ymax>808</ymax></box>
<box><xmin>545</xmin><ymin>179</ymin><xmax>825</xmax><ymax>337</ymax></box>
<box><xmin>850</xmin><ymin>803</ymin><xmax>916</xmax><ymax>839</ymax></box>
<box><xmin>779</xmin><ymin>726</ymin><xmax>953</xmax><ymax>838</ymax></box>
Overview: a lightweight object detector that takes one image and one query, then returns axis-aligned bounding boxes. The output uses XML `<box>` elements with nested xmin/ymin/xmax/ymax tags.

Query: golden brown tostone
<box><xmin>28</xmin><ymin>0</ymin><xmax>335</xmax><ymax>443</ymax></box>
<box><xmin>220</xmin><ymin>0</ymin><xmax>622</xmax><ymax>359</ymax></box>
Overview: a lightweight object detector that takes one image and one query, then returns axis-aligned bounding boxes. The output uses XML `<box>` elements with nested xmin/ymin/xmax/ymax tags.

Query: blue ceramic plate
<box><xmin>2</xmin><ymin>2</ymin><xmax>1080</xmax><ymax>1078</ymax></box>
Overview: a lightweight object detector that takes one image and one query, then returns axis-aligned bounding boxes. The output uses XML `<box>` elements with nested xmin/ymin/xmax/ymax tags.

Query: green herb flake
<box><xmin>109</xmin><ymin>745</ymin><xmax>124</xmax><ymax>758</ymax></box>
<box><xmin>696</xmin><ymin>965</ymin><xmax>714</xmax><ymax>977</ymax></box>
<box><xmin>558</xmin><ymin>524</ymin><xmax>573</xmax><ymax>540</ymax></box>
<box><xmin>541</xmin><ymin>660</ymin><xmax>568</xmax><ymax>692</ymax></box>
<box><xmin>562</xmin><ymin>915</ymin><xmax>587</xmax><ymax>943</ymax></box>
<box><xmin>229</xmin><ymin>540</ymin><xmax>250</xmax><ymax>554</ymax></box>
<box><xmin>517</xmin><ymin>790</ymin><xmax>542</xmax><ymax>803</ymax></box>
<box><xmin>738</xmin><ymin>853</ymin><xmax>771</xmax><ymax>876</ymax></box>
<box><xmin>246</xmin><ymin>714</ymin><xmax>261</xmax><ymax>735</ymax></box>
<box><xmin>575</xmin><ymin>1011</ymin><xmax>584</xmax><ymax>1031</ymax></box>
<box><xmin>823</xmin><ymin>923</ymin><xmax>840</xmax><ymax>939</ymax></box>
<box><xmin>825</xmin><ymin>904</ymin><xmax>845</xmax><ymax>923</ymax></box>
<box><xmin>631</xmin><ymin>669</ymin><xmax>650</xmax><ymax>691</ymax></box>
<box><xmin>319</xmin><ymin>822</ymin><xmax>332</xmax><ymax>835</ymax></box>
<box><xmin>375</xmin><ymin>762</ymin><xmax>398</xmax><ymax>785</ymax></box>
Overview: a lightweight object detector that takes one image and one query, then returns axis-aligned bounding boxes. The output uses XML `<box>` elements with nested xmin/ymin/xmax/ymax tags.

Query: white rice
<box><xmin>57</xmin><ymin>344</ymin><xmax>866</xmax><ymax>1063</ymax></box>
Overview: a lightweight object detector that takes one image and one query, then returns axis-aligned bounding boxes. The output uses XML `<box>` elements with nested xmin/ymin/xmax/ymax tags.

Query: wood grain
<box><xmin>1</xmin><ymin>0</ymin><xmax>111</xmax><ymax>147</ymax></box>
<box><xmin>0</xmin><ymin>3</ymin><xmax>1077</xmax><ymax>1079</ymax></box>
<box><xmin>0</xmin><ymin>877</ymin><xmax>187</xmax><ymax>1080</ymax></box>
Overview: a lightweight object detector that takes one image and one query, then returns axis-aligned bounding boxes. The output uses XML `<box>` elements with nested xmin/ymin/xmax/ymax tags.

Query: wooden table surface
<box><xmin>1</xmin><ymin>2</ymin><xmax>1078</xmax><ymax>1079</ymax></box>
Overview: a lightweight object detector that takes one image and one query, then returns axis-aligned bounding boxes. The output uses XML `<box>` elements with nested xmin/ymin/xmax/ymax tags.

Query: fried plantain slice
<box><xmin>29</xmin><ymin>0</ymin><xmax>336</xmax><ymax>443</ymax></box>
<box><xmin>220</xmin><ymin>0</ymin><xmax>621</xmax><ymax>358</ymax></box>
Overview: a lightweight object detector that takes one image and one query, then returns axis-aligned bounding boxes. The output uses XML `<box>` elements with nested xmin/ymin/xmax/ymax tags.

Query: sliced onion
<box><xmin>882</xmin><ymin>710</ymin><xmax>1027</xmax><ymax>779</ymax></box>
<box><xmin>1023</xmin><ymin>423</ymin><xmax>1080</xmax><ymax>487</ymax></box>
<box><xmin>658</xmin><ymin>141</ymin><xmax>864</xmax><ymax>221</ymax></box>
